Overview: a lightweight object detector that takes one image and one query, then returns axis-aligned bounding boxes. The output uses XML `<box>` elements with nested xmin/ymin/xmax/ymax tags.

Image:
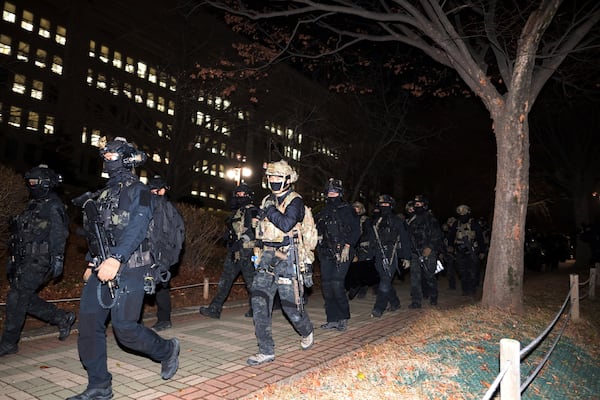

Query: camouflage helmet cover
<box><xmin>234</xmin><ymin>183</ymin><xmax>254</xmax><ymax>199</ymax></box>
<box><xmin>352</xmin><ymin>201</ymin><xmax>366</xmax><ymax>215</ymax></box>
<box><xmin>265</xmin><ymin>160</ymin><xmax>298</xmax><ymax>183</ymax></box>
<box><xmin>324</xmin><ymin>178</ymin><xmax>343</xmax><ymax>195</ymax></box>
<box><xmin>456</xmin><ymin>204</ymin><xmax>471</xmax><ymax>216</ymax></box>
<box><xmin>376</xmin><ymin>194</ymin><xmax>396</xmax><ymax>208</ymax></box>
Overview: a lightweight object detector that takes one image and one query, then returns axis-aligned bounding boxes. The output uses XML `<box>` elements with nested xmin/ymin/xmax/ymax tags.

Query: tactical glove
<box><xmin>50</xmin><ymin>255</ymin><xmax>64</xmax><ymax>279</ymax></box>
<box><xmin>402</xmin><ymin>259</ymin><xmax>411</xmax><ymax>269</ymax></box>
<box><xmin>340</xmin><ymin>245</ymin><xmax>350</xmax><ymax>263</ymax></box>
<box><xmin>479</xmin><ymin>253</ymin><xmax>486</xmax><ymax>260</ymax></box>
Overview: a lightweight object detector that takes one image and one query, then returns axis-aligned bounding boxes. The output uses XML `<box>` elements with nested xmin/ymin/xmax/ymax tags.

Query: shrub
<box><xmin>0</xmin><ymin>165</ymin><xmax>28</xmax><ymax>257</ymax></box>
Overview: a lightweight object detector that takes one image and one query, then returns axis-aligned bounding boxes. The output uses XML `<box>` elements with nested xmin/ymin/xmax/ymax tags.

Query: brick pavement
<box><xmin>0</xmin><ymin>278</ymin><xmax>470</xmax><ymax>400</ymax></box>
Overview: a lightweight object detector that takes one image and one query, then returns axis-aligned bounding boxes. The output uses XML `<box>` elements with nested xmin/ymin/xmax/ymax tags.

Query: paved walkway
<box><xmin>0</xmin><ymin>278</ymin><xmax>470</xmax><ymax>400</ymax></box>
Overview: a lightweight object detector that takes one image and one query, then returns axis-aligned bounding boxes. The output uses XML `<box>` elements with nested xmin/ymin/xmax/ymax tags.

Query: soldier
<box><xmin>68</xmin><ymin>138</ymin><xmax>179</xmax><ymax>400</ymax></box>
<box><xmin>200</xmin><ymin>183</ymin><xmax>258</xmax><ymax>319</ymax></box>
<box><xmin>148</xmin><ymin>175</ymin><xmax>185</xmax><ymax>331</ymax></box>
<box><xmin>345</xmin><ymin>201</ymin><xmax>378</xmax><ymax>300</ymax></box>
<box><xmin>447</xmin><ymin>205</ymin><xmax>486</xmax><ymax>296</ymax></box>
<box><xmin>405</xmin><ymin>195</ymin><xmax>443</xmax><ymax>308</ymax></box>
<box><xmin>247</xmin><ymin>160</ymin><xmax>314</xmax><ymax>366</ymax></box>
<box><xmin>0</xmin><ymin>165</ymin><xmax>74</xmax><ymax>356</ymax></box>
<box><xmin>367</xmin><ymin>195</ymin><xmax>411</xmax><ymax>317</ymax></box>
<box><xmin>315</xmin><ymin>179</ymin><xmax>360</xmax><ymax>331</ymax></box>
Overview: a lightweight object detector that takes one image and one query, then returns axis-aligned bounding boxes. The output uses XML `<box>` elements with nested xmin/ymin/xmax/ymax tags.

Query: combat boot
<box><xmin>320</xmin><ymin>321</ymin><xmax>339</xmax><ymax>330</ymax></box>
<box><xmin>58</xmin><ymin>311</ymin><xmax>76</xmax><ymax>341</ymax></box>
<box><xmin>0</xmin><ymin>342</ymin><xmax>18</xmax><ymax>357</ymax></box>
<box><xmin>161</xmin><ymin>338</ymin><xmax>180</xmax><ymax>380</ymax></box>
<box><xmin>66</xmin><ymin>386</ymin><xmax>113</xmax><ymax>400</ymax></box>
<box><xmin>300</xmin><ymin>330</ymin><xmax>314</xmax><ymax>350</ymax></box>
<box><xmin>336</xmin><ymin>319</ymin><xmax>348</xmax><ymax>331</ymax></box>
<box><xmin>199</xmin><ymin>305</ymin><xmax>221</xmax><ymax>319</ymax></box>
<box><xmin>247</xmin><ymin>353</ymin><xmax>275</xmax><ymax>365</ymax></box>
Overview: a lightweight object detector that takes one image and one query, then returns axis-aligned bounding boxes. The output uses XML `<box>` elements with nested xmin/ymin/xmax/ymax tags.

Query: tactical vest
<box><xmin>373</xmin><ymin>214</ymin><xmax>399</xmax><ymax>245</ymax></box>
<box><xmin>257</xmin><ymin>194</ymin><xmax>293</xmax><ymax>243</ymax></box>
<box><xmin>455</xmin><ymin>220</ymin><xmax>476</xmax><ymax>243</ymax></box>
<box><xmin>11</xmin><ymin>199</ymin><xmax>57</xmax><ymax>257</ymax></box>
<box><xmin>232</xmin><ymin>204</ymin><xmax>255</xmax><ymax>249</ymax></box>
<box><xmin>95</xmin><ymin>177</ymin><xmax>138</xmax><ymax>242</ymax></box>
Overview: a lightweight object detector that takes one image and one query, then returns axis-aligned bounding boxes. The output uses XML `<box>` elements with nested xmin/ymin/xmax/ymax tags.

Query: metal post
<box><xmin>500</xmin><ymin>338</ymin><xmax>520</xmax><ymax>400</ymax></box>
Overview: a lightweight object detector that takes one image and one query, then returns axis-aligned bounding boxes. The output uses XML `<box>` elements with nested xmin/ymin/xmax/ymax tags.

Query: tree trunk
<box><xmin>481</xmin><ymin>110</ymin><xmax>530</xmax><ymax>312</ymax></box>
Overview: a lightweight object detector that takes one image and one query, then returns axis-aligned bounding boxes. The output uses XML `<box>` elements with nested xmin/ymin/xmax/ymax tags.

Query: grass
<box><xmin>245</xmin><ymin>266</ymin><xmax>600</xmax><ymax>400</ymax></box>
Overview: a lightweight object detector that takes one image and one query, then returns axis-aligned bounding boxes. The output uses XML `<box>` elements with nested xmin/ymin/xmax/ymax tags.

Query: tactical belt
<box><xmin>125</xmin><ymin>249</ymin><xmax>152</xmax><ymax>269</ymax></box>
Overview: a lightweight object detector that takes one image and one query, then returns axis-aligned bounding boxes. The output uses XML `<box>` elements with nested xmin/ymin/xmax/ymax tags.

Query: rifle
<box><xmin>287</xmin><ymin>232</ymin><xmax>304</xmax><ymax>314</ymax></box>
<box><xmin>72</xmin><ymin>191</ymin><xmax>119</xmax><ymax>299</ymax></box>
<box><xmin>372</xmin><ymin>222</ymin><xmax>397</xmax><ymax>277</ymax></box>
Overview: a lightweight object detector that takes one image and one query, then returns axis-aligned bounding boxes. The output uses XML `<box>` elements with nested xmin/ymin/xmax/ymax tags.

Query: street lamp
<box><xmin>226</xmin><ymin>166</ymin><xmax>252</xmax><ymax>186</ymax></box>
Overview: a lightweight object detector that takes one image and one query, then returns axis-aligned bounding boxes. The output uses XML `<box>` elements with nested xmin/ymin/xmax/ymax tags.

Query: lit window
<box><xmin>135</xmin><ymin>88</ymin><xmax>143</xmax><ymax>103</ymax></box>
<box><xmin>146</xmin><ymin>92</ymin><xmax>154</xmax><ymax>108</ymax></box>
<box><xmin>196</xmin><ymin>111</ymin><xmax>204</xmax><ymax>125</ymax></box>
<box><xmin>169</xmin><ymin>77</ymin><xmax>176</xmax><ymax>91</ymax></box>
<box><xmin>113</xmin><ymin>51</ymin><xmax>122</xmax><ymax>68</ymax></box>
<box><xmin>167</xmin><ymin>100</ymin><xmax>174</xmax><ymax>116</ymax></box>
<box><xmin>223</xmin><ymin>99</ymin><xmax>231</xmax><ymax>109</ymax></box>
<box><xmin>34</xmin><ymin>48</ymin><xmax>46</xmax><ymax>68</ymax></box>
<box><xmin>125</xmin><ymin>57</ymin><xmax>134</xmax><ymax>73</ymax></box>
<box><xmin>287</xmin><ymin>128</ymin><xmax>294</xmax><ymax>139</ymax></box>
<box><xmin>88</xmin><ymin>40</ymin><xmax>95</xmax><ymax>57</ymax></box>
<box><xmin>199</xmin><ymin>191</ymin><xmax>206</xmax><ymax>197</ymax></box>
<box><xmin>9</xmin><ymin>106</ymin><xmax>21</xmax><ymax>127</ymax></box>
<box><xmin>17</xmin><ymin>41</ymin><xmax>29</xmax><ymax>61</ymax></box>
<box><xmin>159</xmin><ymin>72</ymin><xmax>167</xmax><ymax>88</ymax></box>
<box><xmin>31</xmin><ymin>80</ymin><xmax>43</xmax><ymax>99</ymax></box>
<box><xmin>137</xmin><ymin>61</ymin><xmax>147</xmax><ymax>79</ymax></box>
<box><xmin>96</xmin><ymin>73</ymin><xmax>106</xmax><ymax>89</ymax></box>
<box><xmin>210</xmin><ymin>164</ymin><xmax>217</xmax><ymax>176</ymax></box>
<box><xmin>55</xmin><ymin>25</ymin><xmax>66</xmax><ymax>45</ymax></box>
<box><xmin>91</xmin><ymin>130</ymin><xmax>102</xmax><ymax>146</ymax></box>
<box><xmin>0</xmin><ymin>34</ymin><xmax>11</xmax><ymax>55</ymax></box>
<box><xmin>148</xmin><ymin>67</ymin><xmax>157</xmax><ymax>84</ymax></box>
<box><xmin>222</xmin><ymin>124</ymin><xmax>230</xmax><ymax>137</ymax></box>
<box><xmin>51</xmin><ymin>55</ymin><xmax>63</xmax><ymax>74</ymax></box>
<box><xmin>99</xmin><ymin>45</ymin><xmax>109</xmax><ymax>63</ymax></box>
<box><xmin>86</xmin><ymin>68</ymin><xmax>93</xmax><ymax>85</ymax></box>
<box><xmin>38</xmin><ymin>18</ymin><xmax>50</xmax><ymax>38</ymax></box>
<box><xmin>44</xmin><ymin>115</ymin><xmax>54</xmax><ymax>134</ymax></box>
<box><xmin>219</xmin><ymin>164</ymin><xmax>225</xmax><ymax>178</ymax></box>
<box><xmin>237</xmin><ymin>111</ymin><xmax>245</xmax><ymax>120</ymax></box>
<box><xmin>12</xmin><ymin>74</ymin><xmax>26</xmax><ymax>94</ymax></box>
<box><xmin>215</xmin><ymin>96</ymin><xmax>222</xmax><ymax>110</ymax></box>
<box><xmin>21</xmin><ymin>10</ymin><xmax>34</xmax><ymax>31</ymax></box>
<box><xmin>109</xmin><ymin>78</ymin><xmax>119</xmax><ymax>95</ymax></box>
<box><xmin>298</xmin><ymin>133</ymin><xmax>302</xmax><ymax>144</ymax></box>
<box><xmin>81</xmin><ymin>126</ymin><xmax>87</xmax><ymax>144</ymax></box>
<box><xmin>152</xmin><ymin>153</ymin><xmax>161</xmax><ymax>162</ymax></box>
<box><xmin>156</xmin><ymin>121</ymin><xmax>163</xmax><ymax>137</ymax></box>
<box><xmin>220</xmin><ymin>143</ymin><xmax>226</xmax><ymax>156</ymax></box>
<box><xmin>157</xmin><ymin>97</ymin><xmax>165</xmax><ymax>112</ymax></box>
<box><xmin>2</xmin><ymin>2</ymin><xmax>15</xmax><ymax>23</ymax></box>
<box><xmin>26</xmin><ymin>111</ymin><xmax>38</xmax><ymax>131</ymax></box>
<box><xmin>123</xmin><ymin>82</ymin><xmax>132</xmax><ymax>98</ymax></box>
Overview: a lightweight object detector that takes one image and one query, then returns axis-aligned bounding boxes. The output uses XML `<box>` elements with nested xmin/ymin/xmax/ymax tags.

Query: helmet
<box><xmin>376</xmin><ymin>194</ymin><xmax>396</xmax><ymax>208</ymax></box>
<box><xmin>413</xmin><ymin>194</ymin><xmax>429</xmax><ymax>209</ymax></box>
<box><xmin>234</xmin><ymin>183</ymin><xmax>254</xmax><ymax>200</ymax></box>
<box><xmin>456</xmin><ymin>204</ymin><xmax>471</xmax><ymax>216</ymax></box>
<box><xmin>265</xmin><ymin>160</ymin><xmax>297</xmax><ymax>192</ymax></box>
<box><xmin>324</xmin><ymin>178</ymin><xmax>343</xmax><ymax>195</ymax></box>
<box><xmin>265</xmin><ymin>160</ymin><xmax>298</xmax><ymax>182</ymax></box>
<box><xmin>148</xmin><ymin>175</ymin><xmax>169</xmax><ymax>191</ymax></box>
<box><xmin>352</xmin><ymin>201</ymin><xmax>366</xmax><ymax>216</ymax></box>
<box><xmin>404</xmin><ymin>200</ymin><xmax>415</xmax><ymax>213</ymax></box>
<box><xmin>100</xmin><ymin>137</ymin><xmax>147</xmax><ymax>168</ymax></box>
<box><xmin>24</xmin><ymin>164</ymin><xmax>62</xmax><ymax>190</ymax></box>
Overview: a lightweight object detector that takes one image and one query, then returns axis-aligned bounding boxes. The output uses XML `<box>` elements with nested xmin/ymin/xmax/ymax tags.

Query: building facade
<box><xmin>0</xmin><ymin>0</ymin><xmax>349</xmax><ymax>208</ymax></box>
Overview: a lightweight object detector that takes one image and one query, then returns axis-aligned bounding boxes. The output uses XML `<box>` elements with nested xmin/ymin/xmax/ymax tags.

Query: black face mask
<box><xmin>458</xmin><ymin>215</ymin><xmax>470</xmax><ymax>223</ymax></box>
<box><xmin>326</xmin><ymin>197</ymin><xmax>342</xmax><ymax>206</ymax></box>
<box><xmin>414</xmin><ymin>206</ymin><xmax>427</xmax><ymax>214</ymax></box>
<box><xmin>269</xmin><ymin>181</ymin><xmax>284</xmax><ymax>192</ymax></box>
<box><xmin>103</xmin><ymin>159</ymin><xmax>127</xmax><ymax>177</ymax></box>
<box><xmin>231</xmin><ymin>196</ymin><xmax>251</xmax><ymax>210</ymax></box>
<box><xmin>28</xmin><ymin>185</ymin><xmax>50</xmax><ymax>199</ymax></box>
<box><xmin>379</xmin><ymin>205</ymin><xmax>392</xmax><ymax>215</ymax></box>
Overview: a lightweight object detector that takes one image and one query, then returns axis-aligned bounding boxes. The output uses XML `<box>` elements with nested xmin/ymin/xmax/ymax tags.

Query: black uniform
<box><xmin>345</xmin><ymin>214</ymin><xmax>378</xmax><ymax>299</ymax></box>
<box><xmin>1</xmin><ymin>184</ymin><xmax>72</xmax><ymax>355</ymax></box>
<box><xmin>200</xmin><ymin>200</ymin><xmax>258</xmax><ymax>318</ymax></box>
<box><xmin>406</xmin><ymin>210</ymin><xmax>443</xmax><ymax>307</ymax></box>
<box><xmin>315</xmin><ymin>196</ymin><xmax>360</xmax><ymax>328</ymax></box>
<box><xmin>69</xmin><ymin>139</ymin><xmax>179</xmax><ymax>399</ymax></box>
<box><xmin>448</xmin><ymin>216</ymin><xmax>486</xmax><ymax>295</ymax></box>
<box><xmin>368</xmin><ymin>207</ymin><xmax>411</xmax><ymax>316</ymax></box>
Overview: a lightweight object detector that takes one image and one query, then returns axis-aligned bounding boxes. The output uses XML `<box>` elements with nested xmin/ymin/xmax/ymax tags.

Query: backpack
<box><xmin>148</xmin><ymin>196</ymin><xmax>185</xmax><ymax>269</ymax></box>
<box><xmin>277</xmin><ymin>192</ymin><xmax>318</xmax><ymax>261</ymax></box>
